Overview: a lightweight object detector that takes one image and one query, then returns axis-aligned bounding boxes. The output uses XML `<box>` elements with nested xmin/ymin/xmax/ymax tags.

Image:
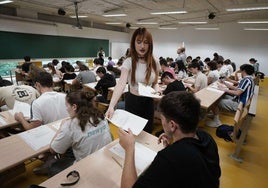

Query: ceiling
<box><xmin>1</xmin><ymin>0</ymin><xmax>268</xmax><ymax>31</ymax></box>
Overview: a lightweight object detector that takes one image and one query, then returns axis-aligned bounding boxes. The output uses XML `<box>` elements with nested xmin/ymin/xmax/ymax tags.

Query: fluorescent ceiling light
<box><xmin>238</xmin><ymin>21</ymin><xmax>268</xmax><ymax>24</ymax></box>
<box><xmin>226</xmin><ymin>7</ymin><xmax>268</xmax><ymax>11</ymax></box>
<box><xmin>195</xmin><ymin>27</ymin><xmax>219</xmax><ymax>30</ymax></box>
<box><xmin>159</xmin><ymin>27</ymin><xmax>177</xmax><ymax>30</ymax></box>
<box><xmin>103</xmin><ymin>14</ymin><xmax>127</xmax><ymax>17</ymax></box>
<box><xmin>105</xmin><ymin>22</ymin><xmax>122</xmax><ymax>25</ymax></box>
<box><xmin>244</xmin><ymin>28</ymin><xmax>268</xmax><ymax>31</ymax></box>
<box><xmin>0</xmin><ymin>0</ymin><xmax>13</xmax><ymax>4</ymax></box>
<box><xmin>129</xmin><ymin>26</ymin><xmax>139</xmax><ymax>29</ymax></box>
<box><xmin>69</xmin><ymin>15</ymin><xmax>88</xmax><ymax>18</ymax></box>
<box><xmin>178</xmin><ymin>21</ymin><xmax>207</xmax><ymax>24</ymax></box>
<box><xmin>151</xmin><ymin>11</ymin><xmax>187</xmax><ymax>15</ymax></box>
<box><xmin>136</xmin><ymin>22</ymin><xmax>158</xmax><ymax>25</ymax></box>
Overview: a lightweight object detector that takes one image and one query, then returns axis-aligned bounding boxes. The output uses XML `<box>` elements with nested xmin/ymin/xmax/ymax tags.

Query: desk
<box><xmin>0</xmin><ymin>110</ymin><xmax>19</xmax><ymax>130</ymax></box>
<box><xmin>0</xmin><ymin>120</ymin><xmax>62</xmax><ymax>173</ymax></box>
<box><xmin>195</xmin><ymin>86</ymin><xmax>224</xmax><ymax>110</ymax></box>
<box><xmin>40</xmin><ymin>131</ymin><xmax>163</xmax><ymax>188</ymax></box>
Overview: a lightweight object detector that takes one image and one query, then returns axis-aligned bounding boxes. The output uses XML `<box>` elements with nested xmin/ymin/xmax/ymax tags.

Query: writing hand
<box><xmin>158</xmin><ymin>133</ymin><xmax>170</xmax><ymax>147</ymax></box>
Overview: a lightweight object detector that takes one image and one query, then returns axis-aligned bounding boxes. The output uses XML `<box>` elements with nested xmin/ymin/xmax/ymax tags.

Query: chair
<box><xmin>230</xmin><ymin>98</ymin><xmax>252</xmax><ymax>162</ymax></box>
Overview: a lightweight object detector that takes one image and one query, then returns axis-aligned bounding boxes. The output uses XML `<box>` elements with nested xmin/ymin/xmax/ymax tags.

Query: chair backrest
<box><xmin>233</xmin><ymin>99</ymin><xmax>251</xmax><ymax>141</ymax></box>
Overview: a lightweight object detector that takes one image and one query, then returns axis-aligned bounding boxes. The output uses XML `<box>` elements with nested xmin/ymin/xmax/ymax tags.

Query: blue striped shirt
<box><xmin>236</xmin><ymin>76</ymin><xmax>254</xmax><ymax>105</ymax></box>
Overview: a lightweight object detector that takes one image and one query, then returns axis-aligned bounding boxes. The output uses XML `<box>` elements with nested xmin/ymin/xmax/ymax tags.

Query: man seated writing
<box><xmin>14</xmin><ymin>72</ymin><xmax>69</xmax><ymax>130</ymax></box>
<box><xmin>118</xmin><ymin>91</ymin><xmax>221</xmax><ymax>188</ymax></box>
<box><xmin>206</xmin><ymin>64</ymin><xmax>255</xmax><ymax>127</ymax></box>
<box><xmin>161</xmin><ymin>71</ymin><xmax>185</xmax><ymax>95</ymax></box>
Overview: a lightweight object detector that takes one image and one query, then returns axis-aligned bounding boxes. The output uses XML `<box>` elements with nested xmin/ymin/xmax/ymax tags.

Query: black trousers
<box><xmin>125</xmin><ymin>92</ymin><xmax>154</xmax><ymax>133</ymax></box>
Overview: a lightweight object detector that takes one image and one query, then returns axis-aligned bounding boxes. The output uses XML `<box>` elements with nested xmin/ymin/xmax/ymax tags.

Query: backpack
<box><xmin>216</xmin><ymin>124</ymin><xmax>234</xmax><ymax>142</ymax></box>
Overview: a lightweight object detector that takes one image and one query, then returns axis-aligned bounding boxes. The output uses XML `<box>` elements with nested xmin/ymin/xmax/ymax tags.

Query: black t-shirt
<box><xmin>133</xmin><ymin>130</ymin><xmax>221</xmax><ymax>188</ymax></box>
<box><xmin>21</xmin><ymin>62</ymin><xmax>32</xmax><ymax>73</ymax></box>
<box><xmin>95</xmin><ymin>73</ymin><xmax>116</xmax><ymax>100</ymax></box>
<box><xmin>163</xmin><ymin>80</ymin><xmax>185</xmax><ymax>95</ymax></box>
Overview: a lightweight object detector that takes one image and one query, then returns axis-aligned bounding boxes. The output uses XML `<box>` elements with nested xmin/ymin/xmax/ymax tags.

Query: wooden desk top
<box><xmin>40</xmin><ymin>131</ymin><xmax>163</xmax><ymax>188</ymax></box>
<box><xmin>0</xmin><ymin>120</ymin><xmax>62</xmax><ymax>173</ymax></box>
<box><xmin>0</xmin><ymin>110</ymin><xmax>19</xmax><ymax>130</ymax></box>
<box><xmin>195</xmin><ymin>86</ymin><xmax>224</xmax><ymax>110</ymax></box>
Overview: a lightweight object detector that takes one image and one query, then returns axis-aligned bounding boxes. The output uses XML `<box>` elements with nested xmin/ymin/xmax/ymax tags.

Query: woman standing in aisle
<box><xmin>106</xmin><ymin>27</ymin><xmax>160</xmax><ymax>133</ymax></box>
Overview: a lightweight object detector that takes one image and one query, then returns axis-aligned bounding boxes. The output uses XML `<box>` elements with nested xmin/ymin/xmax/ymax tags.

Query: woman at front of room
<box><xmin>106</xmin><ymin>27</ymin><xmax>160</xmax><ymax>133</ymax></box>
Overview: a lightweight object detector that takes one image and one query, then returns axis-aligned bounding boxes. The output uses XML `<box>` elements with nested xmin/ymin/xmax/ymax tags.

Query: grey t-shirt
<box><xmin>51</xmin><ymin>118</ymin><xmax>112</xmax><ymax>161</ymax></box>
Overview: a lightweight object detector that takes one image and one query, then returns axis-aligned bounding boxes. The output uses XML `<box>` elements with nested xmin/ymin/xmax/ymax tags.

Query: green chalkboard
<box><xmin>0</xmin><ymin>31</ymin><xmax>109</xmax><ymax>59</ymax></box>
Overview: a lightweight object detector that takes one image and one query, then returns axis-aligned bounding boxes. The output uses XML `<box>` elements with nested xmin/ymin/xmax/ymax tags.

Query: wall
<box><xmin>0</xmin><ymin>18</ymin><xmax>267</xmax><ymax>75</ymax></box>
<box><xmin>0</xmin><ymin>18</ymin><xmax>129</xmax><ymax>59</ymax></box>
<box><xmin>150</xmin><ymin>22</ymin><xmax>268</xmax><ymax>75</ymax></box>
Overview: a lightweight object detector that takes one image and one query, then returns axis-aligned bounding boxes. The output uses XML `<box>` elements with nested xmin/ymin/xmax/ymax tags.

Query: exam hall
<box><xmin>0</xmin><ymin>0</ymin><xmax>268</xmax><ymax>187</ymax></box>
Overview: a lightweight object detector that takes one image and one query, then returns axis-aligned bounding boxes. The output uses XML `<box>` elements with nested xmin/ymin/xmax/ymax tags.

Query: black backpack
<box><xmin>216</xmin><ymin>125</ymin><xmax>234</xmax><ymax>142</ymax></box>
<box><xmin>216</xmin><ymin>124</ymin><xmax>241</xmax><ymax>142</ymax></box>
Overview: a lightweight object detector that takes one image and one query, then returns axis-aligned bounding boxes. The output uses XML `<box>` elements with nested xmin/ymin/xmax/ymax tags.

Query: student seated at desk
<box><xmin>95</xmin><ymin>67</ymin><xmax>116</xmax><ymax>103</ymax></box>
<box><xmin>49</xmin><ymin>90</ymin><xmax>112</xmax><ymax>176</ymax></box>
<box><xmin>0</xmin><ymin>84</ymin><xmax>39</xmax><ymax>110</ymax></box>
<box><xmin>14</xmin><ymin>72</ymin><xmax>69</xmax><ymax>130</ymax></box>
<box><xmin>185</xmin><ymin>60</ymin><xmax>207</xmax><ymax>93</ymax></box>
<box><xmin>206</xmin><ymin>64</ymin><xmax>255</xmax><ymax>127</ymax></box>
<box><xmin>72</xmin><ymin>64</ymin><xmax>96</xmax><ymax>85</ymax></box>
<box><xmin>47</xmin><ymin>62</ymin><xmax>63</xmax><ymax>80</ymax></box>
<box><xmin>207</xmin><ymin>60</ymin><xmax>220</xmax><ymax>85</ymax></box>
<box><xmin>161</xmin><ymin>71</ymin><xmax>185</xmax><ymax>95</ymax></box>
<box><xmin>118</xmin><ymin>91</ymin><xmax>221</xmax><ymax>188</ymax></box>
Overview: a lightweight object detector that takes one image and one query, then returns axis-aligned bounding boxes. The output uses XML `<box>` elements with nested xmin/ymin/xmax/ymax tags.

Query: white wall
<box><xmin>150</xmin><ymin>22</ymin><xmax>268</xmax><ymax>75</ymax></box>
<box><xmin>0</xmin><ymin>19</ymin><xmax>267</xmax><ymax>75</ymax></box>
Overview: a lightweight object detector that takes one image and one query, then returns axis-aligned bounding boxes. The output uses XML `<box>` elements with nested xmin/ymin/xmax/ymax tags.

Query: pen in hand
<box><xmin>112</xmin><ymin>156</ymin><xmax>123</xmax><ymax>168</ymax></box>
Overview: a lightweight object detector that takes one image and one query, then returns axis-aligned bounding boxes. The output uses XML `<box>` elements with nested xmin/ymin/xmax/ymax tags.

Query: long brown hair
<box><xmin>129</xmin><ymin>27</ymin><xmax>158</xmax><ymax>86</ymax></box>
<box><xmin>66</xmin><ymin>90</ymin><xmax>104</xmax><ymax>131</ymax></box>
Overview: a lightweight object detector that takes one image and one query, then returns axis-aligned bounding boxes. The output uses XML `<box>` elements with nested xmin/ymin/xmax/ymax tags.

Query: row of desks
<box><xmin>0</xmin><ymin>81</ymin><xmax>225</xmax><ymax>130</ymax></box>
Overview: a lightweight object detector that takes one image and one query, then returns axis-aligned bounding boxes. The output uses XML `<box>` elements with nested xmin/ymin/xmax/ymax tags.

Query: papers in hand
<box><xmin>138</xmin><ymin>83</ymin><xmax>161</xmax><ymax>99</ymax></box>
<box><xmin>109</xmin><ymin>142</ymin><xmax>157</xmax><ymax>174</ymax></box>
<box><xmin>107</xmin><ymin>109</ymin><xmax>148</xmax><ymax>135</ymax></box>
<box><xmin>11</xmin><ymin>100</ymin><xmax>31</xmax><ymax>118</ymax></box>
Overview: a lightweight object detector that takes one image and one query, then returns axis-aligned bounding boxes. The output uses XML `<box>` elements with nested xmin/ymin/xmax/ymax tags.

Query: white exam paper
<box><xmin>11</xmin><ymin>100</ymin><xmax>31</xmax><ymax>118</ymax></box>
<box><xmin>109</xmin><ymin>142</ymin><xmax>157</xmax><ymax>174</ymax></box>
<box><xmin>108</xmin><ymin>109</ymin><xmax>148</xmax><ymax>135</ymax></box>
<box><xmin>206</xmin><ymin>87</ymin><xmax>224</xmax><ymax>94</ymax></box>
<box><xmin>138</xmin><ymin>83</ymin><xmax>161</xmax><ymax>99</ymax></box>
<box><xmin>19</xmin><ymin>125</ymin><xmax>56</xmax><ymax>151</ymax></box>
<box><xmin>0</xmin><ymin>116</ymin><xmax>7</xmax><ymax>126</ymax></box>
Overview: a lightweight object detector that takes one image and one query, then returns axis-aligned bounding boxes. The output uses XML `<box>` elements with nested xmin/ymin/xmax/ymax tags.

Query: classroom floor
<box><xmin>3</xmin><ymin>78</ymin><xmax>268</xmax><ymax>188</ymax></box>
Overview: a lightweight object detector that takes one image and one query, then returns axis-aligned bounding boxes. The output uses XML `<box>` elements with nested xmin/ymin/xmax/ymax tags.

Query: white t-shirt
<box><xmin>194</xmin><ymin>71</ymin><xmax>208</xmax><ymax>91</ymax></box>
<box><xmin>31</xmin><ymin>91</ymin><xmax>68</xmax><ymax>124</ymax></box>
<box><xmin>122</xmin><ymin>57</ymin><xmax>160</xmax><ymax>94</ymax></box>
<box><xmin>0</xmin><ymin>85</ymin><xmax>40</xmax><ymax>109</ymax></box>
<box><xmin>51</xmin><ymin>118</ymin><xmax>112</xmax><ymax>161</ymax></box>
<box><xmin>207</xmin><ymin>70</ymin><xmax>220</xmax><ymax>83</ymax></box>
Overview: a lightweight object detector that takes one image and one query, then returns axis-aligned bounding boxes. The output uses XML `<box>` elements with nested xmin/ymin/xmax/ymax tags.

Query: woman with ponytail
<box><xmin>49</xmin><ymin>90</ymin><xmax>112</xmax><ymax>175</ymax></box>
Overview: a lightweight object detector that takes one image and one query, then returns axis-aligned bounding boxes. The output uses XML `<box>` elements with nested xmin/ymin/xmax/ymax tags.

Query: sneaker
<box><xmin>206</xmin><ymin>119</ymin><xmax>222</xmax><ymax>128</ymax></box>
<box><xmin>33</xmin><ymin>164</ymin><xmax>49</xmax><ymax>176</ymax></box>
<box><xmin>206</xmin><ymin>113</ymin><xmax>214</xmax><ymax>119</ymax></box>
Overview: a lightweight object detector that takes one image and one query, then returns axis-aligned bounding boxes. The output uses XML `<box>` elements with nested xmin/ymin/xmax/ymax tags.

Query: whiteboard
<box><xmin>110</xmin><ymin>42</ymin><xmax>130</xmax><ymax>59</ymax></box>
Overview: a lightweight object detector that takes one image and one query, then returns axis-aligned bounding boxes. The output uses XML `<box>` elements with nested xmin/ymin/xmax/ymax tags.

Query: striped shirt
<box><xmin>236</xmin><ymin>76</ymin><xmax>255</xmax><ymax>105</ymax></box>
